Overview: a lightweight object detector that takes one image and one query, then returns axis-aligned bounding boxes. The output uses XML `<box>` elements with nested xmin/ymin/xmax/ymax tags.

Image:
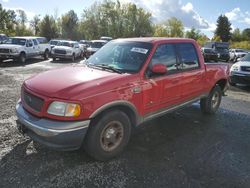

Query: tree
<box><xmin>0</xmin><ymin>4</ymin><xmax>17</xmax><ymax>35</ymax></box>
<box><xmin>165</xmin><ymin>17</ymin><xmax>184</xmax><ymax>37</ymax></box>
<box><xmin>61</xmin><ymin>10</ymin><xmax>79</xmax><ymax>40</ymax></box>
<box><xmin>215</xmin><ymin>15</ymin><xmax>232</xmax><ymax>42</ymax></box>
<box><xmin>185</xmin><ymin>27</ymin><xmax>201</xmax><ymax>40</ymax></box>
<box><xmin>30</xmin><ymin>15</ymin><xmax>41</xmax><ymax>35</ymax></box>
<box><xmin>153</xmin><ymin>24</ymin><xmax>168</xmax><ymax>37</ymax></box>
<box><xmin>242</xmin><ymin>28</ymin><xmax>250</xmax><ymax>41</ymax></box>
<box><xmin>39</xmin><ymin>15</ymin><xmax>59</xmax><ymax>40</ymax></box>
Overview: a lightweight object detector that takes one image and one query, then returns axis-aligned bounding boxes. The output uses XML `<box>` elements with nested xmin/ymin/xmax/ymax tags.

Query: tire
<box><xmin>229</xmin><ymin>81</ymin><xmax>236</xmax><ymax>86</ymax></box>
<box><xmin>44</xmin><ymin>50</ymin><xmax>49</xmax><ymax>60</ymax></box>
<box><xmin>19</xmin><ymin>53</ymin><xmax>26</xmax><ymax>63</ymax></box>
<box><xmin>200</xmin><ymin>85</ymin><xmax>222</xmax><ymax>114</ymax></box>
<box><xmin>84</xmin><ymin>110</ymin><xmax>131</xmax><ymax>161</ymax></box>
<box><xmin>72</xmin><ymin>54</ymin><xmax>75</xmax><ymax>62</ymax></box>
<box><xmin>52</xmin><ymin>57</ymin><xmax>56</xmax><ymax>62</ymax></box>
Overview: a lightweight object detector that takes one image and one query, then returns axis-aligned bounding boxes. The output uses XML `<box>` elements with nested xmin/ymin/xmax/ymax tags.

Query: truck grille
<box><xmin>0</xmin><ymin>49</ymin><xmax>10</xmax><ymax>53</ymax></box>
<box><xmin>241</xmin><ymin>66</ymin><xmax>250</xmax><ymax>72</ymax></box>
<box><xmin>54</xmin><ymin>49</ymin><xmax>66</xmax><ymax>54</ymax></box>
<box><xmin>23</xmin><ymin>89</ymin><xmax>44</xmax><ymax>112</ymax></box>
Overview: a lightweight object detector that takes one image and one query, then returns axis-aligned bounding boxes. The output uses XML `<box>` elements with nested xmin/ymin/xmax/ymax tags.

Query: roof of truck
<box><xmin>114</xmin><ymin>37</ymin><xmax>196</xmax><ymax>44</ymax></box>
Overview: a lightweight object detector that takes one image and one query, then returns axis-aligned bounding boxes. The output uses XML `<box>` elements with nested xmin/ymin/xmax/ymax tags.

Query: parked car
<box><xmin>100</xmin><ymin>36</ymin><xmax>113</xmax><ymax>42</ymax></box>
<box><xmin>204</xmin><ymin>42</ymin><xmax>230</xmax><ymax>62</ymax></box>
<box><xmin>229</xmin><ymin>48</ymin><xmax>248</xmax><ymax>62</ymax></box>
<box><xmin>86</xmin><ymin>40</ymin><xmax>107</xmax><ymax>58</ymax></box>
<box><xmin>229</xmin><ymin>53</ymin><xmax>250</xmax><ymax>86</ymax></box>
<box><xmin>0</xmin><ymin>36</ymin><xmax>51</xmax><ymax>63</ymax></box>
<box><xmin>201</xmin><ymin>47</ymin><xmax>218</xmax><ymax>62</ymax></box>
<box><xmin>16</xmin><ymin>38</ymin><xmax>229</xmax><ymax>161</ymax></box>
<box><xmin>0</xmin><ymin>34</ymin><xmax>8</xmax><ymax>44</ymax></box>
<box><xmin>51</xmin><ymin>40</ymin><xmax>83</xmax><ymax>61</ymax></box>
<box><xmin>79</xmin><ymin>40</ymin><xmax>90</xmax><ymax>57</ymax></box>
<box><xmin>49</xmin><ymin>39</ymin><xmax>61</xmax><ymax>49</ymax></box>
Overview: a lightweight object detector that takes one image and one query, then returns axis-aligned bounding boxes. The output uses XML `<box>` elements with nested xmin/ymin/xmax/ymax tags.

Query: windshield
<box><xmin>235</xmin><ymin>49</ymin><xmax>245</xmax><ymax>53</ymax></box>
<box><xmin>204</xmin><ymin>49</ymin><xmax>213</xmax><ymax>53</ymax></box>
<box><xmin>216</xmin><ymin>48</ymin><xmax>229</xmax><ymax>53</ymax></box>
<box><xmin>50</xmin><ymin>40</ymin><xmax>59</xmax><ymax>45</ymax></box>
<box><xmin>58</xmin><ymin>41</ymin><xmax>73</xmax><ymax>47</ymax></box>
<box><xmin>90</xmin><ymin>42</ymin><xmax>105</xmax><ymax>48</ymax></box>
<box><xmin>242</xmin><ymin>53</ymin><xmax>250</xmax><ymax>61</ymax></box>
<box><xmin>87</xmin><ymin>41</ymin><xmax>152</xmax><ymax>73</ymax></box>
<box><xmin>6</xmin><ymin>38</ymin><xmax>26</xmax><ymax>46</ymax></box>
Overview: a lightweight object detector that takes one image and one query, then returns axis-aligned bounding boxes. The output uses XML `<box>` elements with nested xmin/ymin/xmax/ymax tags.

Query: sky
<box><xmin>1</xmin><ymin>0</ymin><xmax>250</xmax><ymax>38</ymax></box>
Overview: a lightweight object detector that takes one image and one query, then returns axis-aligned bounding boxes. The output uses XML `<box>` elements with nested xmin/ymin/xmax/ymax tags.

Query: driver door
<box><xmin>26</xmin><ymin>40</ymin><xmax>35</xmax><ymax>57</ymax></box>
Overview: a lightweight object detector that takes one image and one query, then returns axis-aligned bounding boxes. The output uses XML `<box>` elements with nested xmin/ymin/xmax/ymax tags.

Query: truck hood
<box><xmin>24</xmin><ymin>65</ymin><xmax>132</xmax><ymax>100</ymax></box>
<box><xmin>235</xmin><ymin>61</ymin><xmax>250</xmax><ymax>66</ymax></box>
<box><xmin>87</xmin><ymin>47</ymin><xmax>99</xmax><ymax>52</ymax></box>
<box><xmin>0</xmin><ymin>44</ymin><xmax>23</xmax><ymax>49</ymax></box>
<box><xmin>53</xmin><ymin>46</ymin><xmax>73</xmax><ymax>50</ymax></box>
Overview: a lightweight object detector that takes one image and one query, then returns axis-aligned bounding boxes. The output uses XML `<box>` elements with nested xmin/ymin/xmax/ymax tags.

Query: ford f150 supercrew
<box><xmin>0</xmin><ymin>37</ymin><xmax>51</xmax><ymax>63</ymax></box>
<box><xmin>16</xmin><ymin>38</ymin><xmax>229</xmax><ymax>161</ymax></box>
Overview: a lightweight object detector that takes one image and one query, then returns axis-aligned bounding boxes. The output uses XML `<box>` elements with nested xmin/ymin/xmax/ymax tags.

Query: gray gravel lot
<box><xmin>0</xmin><ymin>59</ymin><xmax>250</xmax><ymax>188</ymax></box>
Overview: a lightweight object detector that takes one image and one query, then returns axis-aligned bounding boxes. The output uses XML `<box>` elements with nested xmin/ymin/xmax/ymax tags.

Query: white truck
<box><xmin>51</xmin><ymin>40</ymin><xmax>83</xmax><ymax>61</ymax></box>
<box><xmin>229</xmin><ymin>48</ymin><xmax>248</xmax><ymax>62</ymax></box>
<box><xmin>0</xmin><ymin>36</ymin><xmax>51</xmax><ymax>63</ymax></box>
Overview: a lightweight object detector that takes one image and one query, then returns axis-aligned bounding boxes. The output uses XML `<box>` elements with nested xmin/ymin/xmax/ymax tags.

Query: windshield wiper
<box><xmin>88</xmin><ymin>63</ymin><xmax>123</xmax><ymax>74</ymax></box>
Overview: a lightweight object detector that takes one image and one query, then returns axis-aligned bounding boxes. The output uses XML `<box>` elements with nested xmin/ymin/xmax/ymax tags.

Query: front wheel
<box><xmin>200</xmin><ymin>85</ymin><xmax>222</xmax><ymax>114</ymax></box>
<box><xmin>71</xmin><ymin>54</ymin><xmax>75</xmax><ymax>62</ymax></box>
<box><xmin>84</xmin><ymin>110</ymin><xmax>131</xmax><ymax>161</ymax></box>
<box><xmin>44</xmin><ymin>50</ymin><xmax>49</xmax><ymax>60</ymax></box>
<box><xmin>19</xmin><ymin>53</ymin><xmax>26</xmax><ymax>63</ymax></box>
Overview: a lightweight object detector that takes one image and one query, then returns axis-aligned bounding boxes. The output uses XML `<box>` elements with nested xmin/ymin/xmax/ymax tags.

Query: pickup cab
<box><xmin>16</xmin><ymin>38</ymin><xmax>229</xmax><ymax>161</ymax></box>
<box><xmin>0</xmin><ymin>36</ymin><xmax>51</xmax><ymax>63</ymax></box>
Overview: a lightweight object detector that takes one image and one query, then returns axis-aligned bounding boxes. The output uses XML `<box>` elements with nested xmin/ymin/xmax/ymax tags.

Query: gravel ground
<box><xmin>0</xmin><ymin>59</ymin><xmax>250</xmax><ymax>188</ymax></box>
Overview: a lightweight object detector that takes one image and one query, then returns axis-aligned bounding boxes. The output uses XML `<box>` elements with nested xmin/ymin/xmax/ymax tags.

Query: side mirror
<box><xmin>151</xmin><ymin>64</ymin><xmax>167</xmax><ymax>75</ymax></box>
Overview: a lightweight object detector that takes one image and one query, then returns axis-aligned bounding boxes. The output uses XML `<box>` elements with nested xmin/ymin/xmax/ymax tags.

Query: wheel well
<box><xmin>216</xmin><ymin>79</ymin><xmax>227</xmax><ymax>91</ymax></box>
<box><xmin>20</xmin><ymin>51</ymin><xmax>26</xmax><ymax>56</ymax></box>
<box><xmin>92</xmin><ymin>105</ymin><xmax>138</xmax><ymax>127</ymax></box>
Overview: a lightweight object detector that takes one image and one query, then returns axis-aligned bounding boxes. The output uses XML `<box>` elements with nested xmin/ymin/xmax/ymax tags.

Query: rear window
<box><xmin>177</xmin><ymin>43</ymin><xmax>199</xmax><ymax>70</ymax></box>
<box><xmin>37</xmin><ymin>37</ymin><xmax>48</xmax><ymax>44</ymax></box>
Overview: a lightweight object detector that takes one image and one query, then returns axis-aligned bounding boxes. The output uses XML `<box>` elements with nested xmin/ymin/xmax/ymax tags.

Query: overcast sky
<box><xmin>1</xmin><ymin>0</ymin><xmax>250</xmax><ymax>38</ymax></box>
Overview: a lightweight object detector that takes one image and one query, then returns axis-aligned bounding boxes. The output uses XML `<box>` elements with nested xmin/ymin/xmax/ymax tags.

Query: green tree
<box><xmin>166</xmin><ymin>17</ymin><xmax>184</xmax><ymax>37</ymax></box>
<box><xmin>0</xmin><ymin>4</ymin><xmax>17</xmax><ymax>35</ymax></box>
<box><xmin>39</xmin><ymin>15</ymin><xmax>59</xmax><ymax>40</ymax></box>
<box><xmin>153</xmin><ymin>24</ymin><xmax>168</xmax><ymax>37</ymax></box>
<box><xmin>61</xmin><ymin>10</ymin><xmax>79</xmax><ymax>40</ymax></box>
<box><xmin>215</xmin><ymin>15</ymin><xmax>232</xmax><ymax>42</ymax></box>
<box><xmin>231</xmin><ymin>28</ymin><xmax>242</xmax><ymax>42</ymax></box>
<box><xmin>30</xmin><ymin>15</ymin><xmax>41</xmax><ymax>35</ymax></box>
<box><xmin>185</xmin><ymin>27</ymin><xmax>201</xmax><ymax>40</ymax></box>
<box><xmin>242</xmin><ymin>28</ymin><xmax>250</xmax><ymax>41</ymax></box>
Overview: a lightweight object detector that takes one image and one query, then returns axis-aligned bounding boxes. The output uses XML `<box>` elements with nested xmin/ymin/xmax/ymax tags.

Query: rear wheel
<box><xmin>19</xmin><ymin>53</ymin><xmax>26</xmax><ymax>63</ymax></box>
<box><xmin>84</xmin><ymin>110</ymin><xmax>131</xmax><ymax>161</ymax></box>
<box><xmin>200</xmin><ymin>85</ymin><xmax>222</xmax><ymax>114</ymax></box>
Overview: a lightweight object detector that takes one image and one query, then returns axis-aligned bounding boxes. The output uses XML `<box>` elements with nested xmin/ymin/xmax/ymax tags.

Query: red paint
<box><xmin>21</xmin><ymin>38</ymin><xmax>229</xmax><ymax>121</ymax></box>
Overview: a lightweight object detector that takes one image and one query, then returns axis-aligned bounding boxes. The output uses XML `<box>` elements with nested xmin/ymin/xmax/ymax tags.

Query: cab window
<box><xmin>177</xmin><ymin>43</ymin><xmax>199</xmax><ymax>70</ymax></box>
<box><xmin>147</xmin><ymin>43</ymin><xmax>178</xmax><ymax>77</ymax></box>
<box><xmin>32</xmin><ymin>39</ymin><xmax>38</xmax><ymax>45</ymax></box>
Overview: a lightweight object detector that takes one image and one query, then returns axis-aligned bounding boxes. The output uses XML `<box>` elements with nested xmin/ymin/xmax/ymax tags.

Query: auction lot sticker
<box><xmin>131</xmin><ymin>47</ymin><xmax>148</xmax><ymax>54</ymax></box>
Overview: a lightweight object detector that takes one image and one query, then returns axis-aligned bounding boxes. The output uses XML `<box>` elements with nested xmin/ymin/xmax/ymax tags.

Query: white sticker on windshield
<box><xmin>131</xmin><ymin>47</ymin><xmax>148</xmax><ymax>54</ymax></box>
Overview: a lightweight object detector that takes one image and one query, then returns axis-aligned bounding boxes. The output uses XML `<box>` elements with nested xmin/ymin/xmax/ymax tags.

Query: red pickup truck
<box><xmin>16</xmin><ymin>38</ymin><xmax>229</xmax><ymax>160</ymax></box>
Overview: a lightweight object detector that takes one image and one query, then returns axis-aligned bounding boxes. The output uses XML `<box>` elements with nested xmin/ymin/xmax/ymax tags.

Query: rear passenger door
<box><xmin>176</xmin><ymin>43</ymin><xmax>205</xmax><ymax>101</ymax></box>
<box><xmin>32</xmin><ymin>39</ymin><xmax>40</xmax><ymax>55</ymax></box>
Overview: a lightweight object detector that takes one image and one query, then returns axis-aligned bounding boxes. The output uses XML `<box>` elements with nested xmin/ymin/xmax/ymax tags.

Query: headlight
<box><xmin>47</xmin><ymin>101</ymin><xmax>81</xmax><ymax>117</ymax></box>
<box><xmin>230</xmin><ymin>65</ymin><xmax>240</xmax><ymax>72</ymax></box>
<box><xmin>10</xmin><ymin>48</ymin><xmax>18</xmax><ymax>53</ymax></box>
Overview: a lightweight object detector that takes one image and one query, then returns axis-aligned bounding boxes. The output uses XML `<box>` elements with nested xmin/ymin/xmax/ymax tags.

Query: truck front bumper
<box><xmin>230</xmin><ymin>72</ymin><xmax>250</xmax><ymax>85</ymax></box>
<box><xmin>0</xmin><ymin>53</ymin><xmax>19</xmax><ymax>60</ymax></box>
<box><xmin>52</xmin><ymin>53</ymin><xmax>73</xmax><ymax>59</ymax></box>
<box><xmin>16</xmin><ymin>102</ymin><xmax>90</xmax><ymax>151</ymax></box>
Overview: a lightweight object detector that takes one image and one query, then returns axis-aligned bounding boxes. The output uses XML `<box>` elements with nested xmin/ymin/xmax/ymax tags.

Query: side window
<box><xmin>177</xmin><ymin>43</ymin><xmax>199</xmax><ymax>70</ymax></box>
<box><xmin>32</xmin><ymin>39</ymin><xmax>38</xmax><ymax>45</ymax></box>
<box><xmin>150</xmin><ymin>44</ymin><xmax>178</xmax><ymax>75</ymax></box>
<box><xmin>27</xmin><ymin>40</ymin><xmax>33</xmax><ymax>47</ymax></box>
